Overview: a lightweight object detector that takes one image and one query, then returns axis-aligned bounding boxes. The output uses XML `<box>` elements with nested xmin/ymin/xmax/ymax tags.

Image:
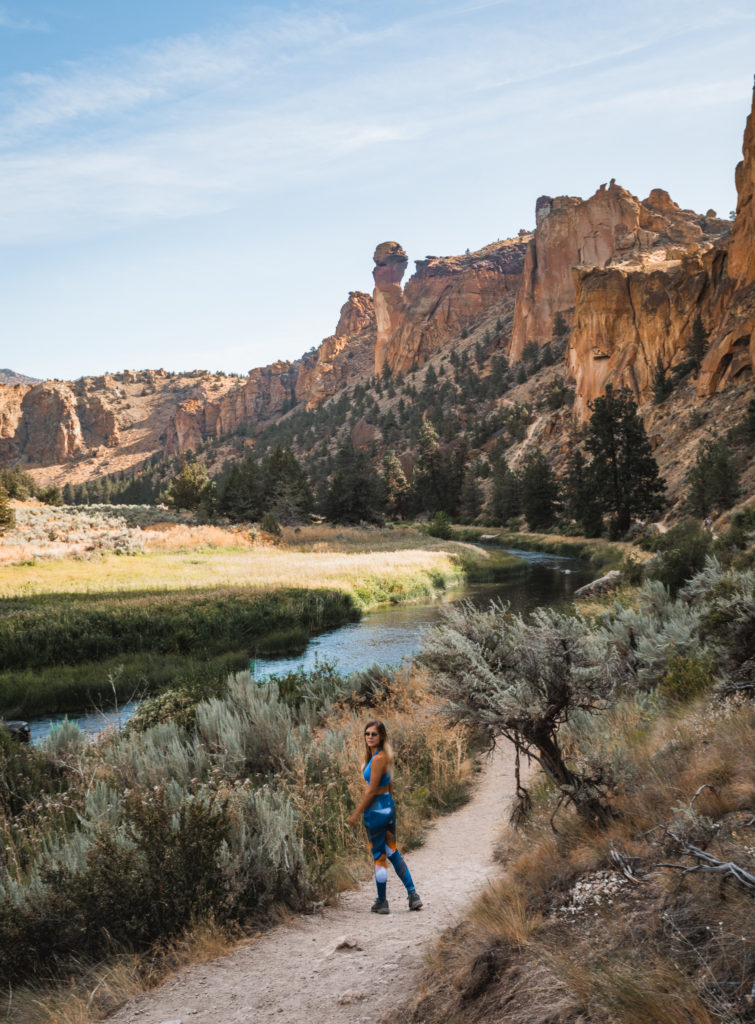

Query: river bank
<box><xmin>0</xmin><ymin>523</ymin><xmax>526</xmax><ymax>720</ymax></box>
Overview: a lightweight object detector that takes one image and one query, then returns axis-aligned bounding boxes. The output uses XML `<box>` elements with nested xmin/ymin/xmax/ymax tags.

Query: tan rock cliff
<box><xmin>511</xmin><ymin>180</ymin><xmax>730</xmax><ymax>371</ymax></box>
<box><xmin>698</xmin><ymin>84</ymin><xmax>755</xmax><ymax>396</ymax></box>
<box><xmin>374</xmin><ymin>239</ymin><xmax>527</xmax><ymax>376</ymax></box>
<box><xmin>294</xmin><ymin>291</ymin><xmax>376</xmax><ymax>410</ymax></box>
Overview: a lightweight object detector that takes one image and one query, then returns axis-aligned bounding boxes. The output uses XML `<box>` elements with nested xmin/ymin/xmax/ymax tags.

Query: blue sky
<box><xmin>1</xmin><ymin>0</ymin><xmax>753</xmax><ymax>381</ymax></box>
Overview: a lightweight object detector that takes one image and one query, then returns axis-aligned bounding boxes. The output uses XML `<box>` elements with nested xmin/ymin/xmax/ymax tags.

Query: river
<box><xmin>27</xmin><ymin>549</ymin><xmax>593</xmax><ymax>744</ymax></box>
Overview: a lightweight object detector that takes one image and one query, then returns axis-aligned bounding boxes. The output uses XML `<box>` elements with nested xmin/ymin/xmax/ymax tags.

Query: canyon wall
<box><xmin>698</xmin><ymin>84</ymin><xmax>755</xmax><ymax>397</ymax></box>
<box><xmin>374</xmin><ymin>239</ymin><xmax>527</xmax><ymax>376</ymax></box>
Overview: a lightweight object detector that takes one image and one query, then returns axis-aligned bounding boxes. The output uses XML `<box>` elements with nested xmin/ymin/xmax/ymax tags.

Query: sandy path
<box><xmin>105</xmin><ymin>743</ymin><xmax>517</xmax><ymax>1024</ymax></box>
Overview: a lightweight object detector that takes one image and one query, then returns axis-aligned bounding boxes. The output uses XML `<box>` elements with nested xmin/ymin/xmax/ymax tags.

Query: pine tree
<box><xmin>459</xmin><ymin>464</ymin><xmax>483</xmax><ymax>523</ymax></box>
<box><xmin>260</xmin><ymin>446</ymin><xmax>312</xmax><ymax>524</ymax></box>
<box><xmin>586</xmin><ymin>385</ymin><xmax>665</xmax><ymax>536</ymax></box>
<box><xmin>409</xmin><ymin>420</ymin><xmax>448</xmax><ymax>515</ymax></box>
<box><xmin>685</xmin><ymin>436</ymin><xmax>740</xmax><ymax>515</ymax></box>
<box><xmin>0</xmin><ymin>486</ymin><xmax>14</xmax><ymax>533</ymax></box>
<box><xmin>218</xmin><ymin>457</ymin><xmax>263</xmax><ymax>522</ymax></box>
<box><xmin>651</xmin><ymin>354</ymin><xmax>673</xmax><ymax>403</ymax></box>
<box><xmin>519</xmin><ymin>449</ymin><xmax>559</xmax><ymax>531</ymax></box>
<box><xmin>382</xmin><ymin>450</ymin><xmax>409</xmax><ymax>519</ymax></box>
<box><xmin>490</xmin><ymin>459</ymin><xmax>521</xmax><ymax>526</ymax></box>
<box><xmin>563</xmin><ymin>449</ymin><xmax>603</xmax><ymax>537</ymax></box>
<box><xmin>323</xmin><ymin>442</ymin><xmax>385</xmax><ymax>523</ymax></box>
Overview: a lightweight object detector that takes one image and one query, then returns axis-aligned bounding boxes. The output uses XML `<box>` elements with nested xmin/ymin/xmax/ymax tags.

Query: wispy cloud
<box><xmin>0</xmin><ymin>0</ymin><xmax>752</xmax><ymax>244</ymax></box>
<box><xmin>0</xmin><ymin>6</ymin><xmax>48</xmax><ymax>32</ymax></box>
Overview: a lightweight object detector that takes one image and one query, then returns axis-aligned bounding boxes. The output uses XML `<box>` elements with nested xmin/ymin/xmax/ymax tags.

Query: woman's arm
<box><xmin>347</xmin><ymin>751</ymin><xmax>387</xmax><ymax>827</ymax></box>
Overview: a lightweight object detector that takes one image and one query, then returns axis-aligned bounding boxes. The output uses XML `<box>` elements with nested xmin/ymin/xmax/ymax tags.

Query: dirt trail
<box><xmin>105</xmin><ymin>744</ymin><xmax>517</xmax><ymax>1024</ymax></box>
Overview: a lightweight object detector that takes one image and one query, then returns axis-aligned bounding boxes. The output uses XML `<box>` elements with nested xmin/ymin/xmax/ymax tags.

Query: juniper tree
<box><xmin>685</xmin><ymin>436</ymin><xmax>740</xmax><ymax>516</ymax></box>
<box><xmin>381</xmin><ymin>449</ymin><xmax>409</xmax><ymax>519</ymax></box>
<box><xmin>586</xmin><ymin>385</ymin><xmax>665</xmax><ymax>536</ymax></box>
<box><xmin>166</xmin><ymin>459</ymin><xmax>213</xmax><ymax>511</ymax></box>
<box><xmin>422</xmin><ymin>601</ymin><xmax>623</xmax><ymax>825</ymax></box>
<box><xmin>0</xmin><ymin>486</ymin><xmax>14</xmax><ymax>533</ymax></box>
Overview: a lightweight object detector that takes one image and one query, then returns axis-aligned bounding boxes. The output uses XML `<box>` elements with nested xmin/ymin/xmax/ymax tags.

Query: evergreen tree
<box><xmin>409</xmin><ymin>420</ymin><xmax>447</xmax><ymax>515</ymax></box>
<box><xmin>323</xmin><ymin>442</ymin><xmax>385</xmax><ymax>524</ymax></box>
<box><xmin>563</xmin><ymin>449</ymin><xmax>603</xmax><ymax>537</ymax></box>
<box><xmin>166</xmin><ymin>458</ymin><xmax>213</xmax><ymax>511</ymax></box>
<box><xmin>586</xmin><ymin>385</ymin><xmax>665</xmax><ymax>536</ymax></box>
<box><xmin>686</xmin><ymin>313</ymin><xmax>709</xmax><ymax>374</ymax></box>
<box><xmin>685</xmin><ymin>436</ymin><xmax>740</xmax><ymax>515</ymax></box>
<box><xmin>260</xmin><ymin>446</ymin><xmax>312</xmax><ymax>524</ymax></box>
<box><xmin>62</xmin><ymin>482</ymin><xmax>76</xmax><ymax>505</ymax></box>
<box><xmin>218</xmin><ymin>457</ymin><xmax>263</xmax><ymax>522</ymax></box>
<box><xmin>519</xmin><ymin>449</ymin><xmax>559</xmax><ymax>531</ymax></box>
<box><xmin>651</xmin><ymin>354</ymin><xmax>673</xmax><ymax>403</ymax></box>
<box><xmin>0</xmin><ymin>486</ymin><xmax>14</xmax><ymax>532</ymax></box>
<box><xmin>459</xmin><ymin>464</ymin><xmax>483</xmax><ymax>523</ymax></box>
<box><xmin>490</xmin><ymin>459</ymin><xmax>521</xmax><ymax>525</ymax></box>
<box><xmin>382</xmin><ymin>450</ymin><xmax>409</xmax><ymax>519</ymax></box>
<box><xmin>552</xmin><ymin>311</ymin><xmax>568</xmax><ymax>339</ymax></box>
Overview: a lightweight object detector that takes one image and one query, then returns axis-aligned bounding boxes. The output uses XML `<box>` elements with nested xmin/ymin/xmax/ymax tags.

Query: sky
<box><xmin>1</xmin><ymin>1</ymin><xmax>753</xmax><ymax>381</ymax></box>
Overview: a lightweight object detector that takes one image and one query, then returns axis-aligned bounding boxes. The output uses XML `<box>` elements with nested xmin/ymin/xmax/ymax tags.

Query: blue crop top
<box><xmin>363</xmin><ymin>750</ymin><xmax>392</xmax><ymax>787</ymax></box>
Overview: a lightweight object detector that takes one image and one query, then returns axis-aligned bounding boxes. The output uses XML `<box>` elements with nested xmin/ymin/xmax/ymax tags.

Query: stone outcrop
<box><xmin>163</xmin><ymin>361</ymin><xmax>298</xmax><ymax>455</ymax></box>
<box><xmin>698</xmin><ymin>84</ymin><xmax>755</xmax><ymax>396</ymax></box>
<box><xmin>20</xmin><ymin>382</ymin><xmax>86</xmax><ymax>463</ymax></box>
<box><xmin>568</xmin><ymin>247</ymin><xmax>728</xmax><ymax>416</ymax></box>
<box><xmin>294</xmin><ymin>292</ymin><xmax>376</xmax><ymax>410</ymax></box>
<box><xmin>373</xmin><ymin>243</ymin><xmax>409</xmax><ymax>374</ymax></box>
<box><xmin>511</xmin><ymin>180</ymin><xmax>730</xmax><ymax>369</ymax></box>
<box><xmin>374</xmin><ymin>239</ymin><xmax>527</xmax><ymax>376</ymax></box>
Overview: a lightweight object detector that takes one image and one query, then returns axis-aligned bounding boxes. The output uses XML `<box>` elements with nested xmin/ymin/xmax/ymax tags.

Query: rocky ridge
<box><xmin>1</xmin><ymin>86</ymin><xmax>753</xmax><ymax>490</ymax></box>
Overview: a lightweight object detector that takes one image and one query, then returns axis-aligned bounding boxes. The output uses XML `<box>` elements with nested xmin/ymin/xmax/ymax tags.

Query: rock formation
<box><xmin>373</xmin><ymin>242</ymin><xmax>409</xmax><ymax>374</ymax></box>
<box><xmin>294</xmin><ymin>292</ymin><xmax>376</xmax><ymax>410</ymax></box>
<box><xmin>512</xmin><ymin>181</ymin><xmax>730</xmax><ymax>372</ymax></box>
<box><xmin>698</xmin><ymin>83</ymin><xmax>755</xmax><ymax>396</ymax></box>
<box><xmin>374</xmin><ymin>239</ymin><xmax>527</xmax><ymax>376</ymax></box>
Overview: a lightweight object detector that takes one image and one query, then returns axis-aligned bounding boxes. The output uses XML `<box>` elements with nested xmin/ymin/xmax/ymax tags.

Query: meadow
<box><xmin>0</xmin><ymin>507</ymin><xmax>523</xmax><ymax>717</ymax></box>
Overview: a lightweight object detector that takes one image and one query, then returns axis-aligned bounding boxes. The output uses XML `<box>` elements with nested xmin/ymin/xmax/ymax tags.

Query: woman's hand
<box><xmin>347</xmin><ymin>812</ymin><xmax>360</xmax><ymax>828</ymax></box>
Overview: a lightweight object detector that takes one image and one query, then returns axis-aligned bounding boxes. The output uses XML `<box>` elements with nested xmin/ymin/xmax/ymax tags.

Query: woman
<box><xmin>348</xmin><ymin>719</ymin><xmax>423</xmax><ymax>914</ymax></box>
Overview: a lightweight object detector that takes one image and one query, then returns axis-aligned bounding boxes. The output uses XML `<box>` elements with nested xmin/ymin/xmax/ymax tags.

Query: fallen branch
<box><xmin>660</xmin><ymin>834</ymin><xmax>755</xmax><ymax>892</ymax></box>
<box><xmin>609</xmin><ymin>840</ymin><xmax>645</xmax><ymax>883</ymax></box>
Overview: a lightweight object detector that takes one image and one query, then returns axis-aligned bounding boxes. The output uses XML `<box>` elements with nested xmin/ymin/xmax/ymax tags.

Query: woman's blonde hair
<box><xmin>361</xmin><ymin>719</ymin><xmax>394</xmax><ymax>771</ymax></box>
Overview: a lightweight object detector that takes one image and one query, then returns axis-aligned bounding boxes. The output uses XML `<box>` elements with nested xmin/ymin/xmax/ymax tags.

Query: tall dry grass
<box><xmin>415</xmin><ymin>691</ymin><xmax>755</xmax><ymax>1024</ymax></box>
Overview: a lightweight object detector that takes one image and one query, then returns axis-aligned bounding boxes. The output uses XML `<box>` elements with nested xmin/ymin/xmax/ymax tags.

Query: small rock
<box><xmin>338</xmin><ymin>990</ymin><xmax>366</xmax><ymax>1006</ymax></box>
<box><xmin>330</xmin><ymin>935</ymin><xmax>363</xmax><ymax>954</ymax></box>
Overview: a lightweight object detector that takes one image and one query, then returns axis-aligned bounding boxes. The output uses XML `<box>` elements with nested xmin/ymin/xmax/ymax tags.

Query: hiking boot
<box><xmin>371</xmin><ymin>899</ymin><xmax>390</xmax><ymax>914</ymax></box>
<box><xmin>408</xmin><ymin>891</ymin><xmax>423</xmax><ymax>911</ymax></box>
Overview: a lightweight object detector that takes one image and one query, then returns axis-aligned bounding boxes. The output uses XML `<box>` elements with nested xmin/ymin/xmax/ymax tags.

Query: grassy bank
<box><xmin>0</xmin><ymin>527</ymin><xmax>525</xmax><ymax>719</ymax></box>
<box><xmin>454</xmin><ymin>526</ymin><xmax>643</xmax><ymax>572</ymax></box>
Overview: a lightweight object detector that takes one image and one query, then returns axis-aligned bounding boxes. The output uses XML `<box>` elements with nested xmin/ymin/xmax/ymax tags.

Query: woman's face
<box><xmin>364</xmin><ymin>725</ymin><xmax>381</xmax><ymax>751</ymax></box>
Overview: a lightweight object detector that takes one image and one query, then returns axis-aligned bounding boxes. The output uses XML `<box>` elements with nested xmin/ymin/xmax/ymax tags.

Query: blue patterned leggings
<box><xmin>363</xmin><ymin>793</ymin><xmax>416</xmax><ymax>901</ymax></box>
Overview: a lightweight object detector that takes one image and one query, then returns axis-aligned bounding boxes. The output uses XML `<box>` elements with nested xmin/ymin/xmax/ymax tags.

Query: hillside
<box><xmin>1</xmin><ymin>88</ymin><xmax>754</xmax><ymax>522</ymax></box>
<box><xmin>0</xmin><ymin>369</ymin><xmax>41</xmax><ymax>386</ymax></box>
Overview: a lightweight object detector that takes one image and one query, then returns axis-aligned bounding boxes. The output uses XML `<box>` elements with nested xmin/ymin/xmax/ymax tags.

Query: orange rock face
<box><xmin>568</xmin><ymin>250</ymin><xmax>725</xmax><ymax>417</ymax></box>
<box><xmin>373</xmin><ymin>242</ymin><xmax>409</xmax><ymax>374</ymax></box>
<box><xmin>510</xmin><ymin>180</ymin><xmax>729</xmax><ymax>368</ymax></box>
<box><xmin>374</xmin><ymin>239</ymin><xmax>527</xmax><ymax>376</ymax></box>
<box><xmin>698</xmin><ymin>85</ymin><xmax>755</xmax><ymax>396</ymax></box>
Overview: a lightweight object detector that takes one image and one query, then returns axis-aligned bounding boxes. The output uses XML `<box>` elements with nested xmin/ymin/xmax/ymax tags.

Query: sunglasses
<box><xmin>364</xmin><ymin>731</ymin><xmax>379</xmax><ymax>737</ymax></box>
